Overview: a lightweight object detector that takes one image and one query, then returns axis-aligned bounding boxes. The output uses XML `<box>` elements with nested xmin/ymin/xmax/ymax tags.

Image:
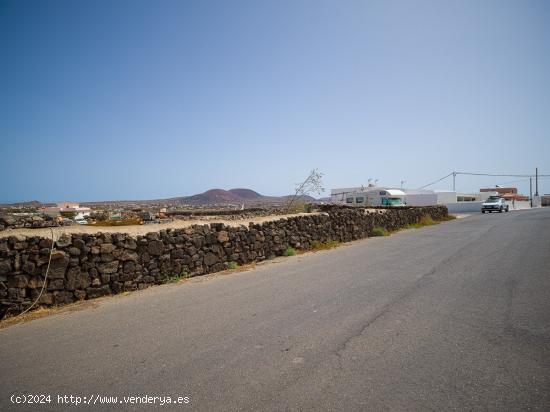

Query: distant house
<box><xmin>480</xmin><ymin>187</ymin><xmax>528</xmax><ymax>201</ymax></box>
<box><xmin>139</xmin><ymin>211</ymin><xmax>156</xmax><ymax>221</ymax></box>
<box><xmin>43</xmin><ymin>201</ymin><xmax>91</xmax><ymax>219</ymax></box>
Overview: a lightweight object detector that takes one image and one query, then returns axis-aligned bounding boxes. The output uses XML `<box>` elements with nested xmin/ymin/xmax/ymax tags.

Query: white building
<box><xmin>331</xmin><ymin>185</ymin><xmax>499</xmax><ymax>213</ymax></box>
<box><xmin>336</xmin><ymin>189</ymin><xmax>407</xmax><ymax>207</ymax></box>
<box><xmin>43</xmin><ymin>201</ymin><xmax>91</xmax><ymax>219</ymax></box>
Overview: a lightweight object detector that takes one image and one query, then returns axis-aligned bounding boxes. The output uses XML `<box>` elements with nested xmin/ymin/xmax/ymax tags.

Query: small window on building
<box><xmin>346</xmin><ymin>197</ymin><xmax>354</xmax><ymax>204</ymax></box>
<box><xmin>356</xmin><ymin>197</ymin><xmax>364</xmax><ymax>203</ymax></box>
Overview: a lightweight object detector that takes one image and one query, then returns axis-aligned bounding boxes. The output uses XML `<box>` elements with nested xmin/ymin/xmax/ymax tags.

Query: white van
<box><xmin>345</xmin><ymin>189</ymin><xmax>406</xmax><ymax>207</ymax></box>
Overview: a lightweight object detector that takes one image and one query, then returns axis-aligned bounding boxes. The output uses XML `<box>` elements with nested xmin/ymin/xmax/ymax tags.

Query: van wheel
<box><xmin>482</xmin><ymin>210</ymin><xmax>485</xmax><ymax>213</ymax></box>
<box><xmin>499</xmin><ymin>207</ymin><xmax>503</xmax><ymax>213</ymax></box>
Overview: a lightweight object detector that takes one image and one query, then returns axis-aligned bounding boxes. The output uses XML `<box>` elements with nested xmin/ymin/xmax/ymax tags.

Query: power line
<box><xmin>494</xmin><ymin>178</ymin><xmax>531</xmax><ymax>186</ymax></box>
<box><xmin>455</xmin><ymin>171</ymin><xmax>550</xmax><ymax>178</ymax></box>
<box><xmin>495</xmin><ymin>176</ymin><xmax>550</xmax><ymax>186</ymax></box>
<box><xmin>418</xmin><ymin>173</ymin><xmax>454</xmax><ymax>189</ymax></box>
<box><xmin>419</xmin><ymin>171</ymin><xmax>549</xmax><ymax>189</ymax></box>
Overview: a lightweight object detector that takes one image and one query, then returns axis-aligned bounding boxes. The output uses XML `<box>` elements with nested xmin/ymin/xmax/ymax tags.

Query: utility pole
<box><xmin>400</xmin><ymin>180</ymin><xmax>406</xmax><ymax>189</ymax></box>
<box><xmin>452</xmin><ymin>172</ymin><xmax>456</xmax><ymax>191</ymax></box>
<box><xmin>535</xmin><ymin>167</ymin><xmax>539</xmax><ymax>197</ymax></box>
<box><xmin>530</xmin><ymin>177</ymin><xmax>533</xmax><ymax>208</ymax></box>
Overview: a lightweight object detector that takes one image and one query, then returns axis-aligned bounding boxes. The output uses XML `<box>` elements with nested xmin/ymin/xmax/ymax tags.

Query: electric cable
<box><xmin>18</xmin><ymin>227</ymin><xmax>55</xmax><ymax>316</ymax></box>
<box><xmin>418</xmin><ymin>173</ymin><xmax>454</xmax><ymax>189</ymax></box>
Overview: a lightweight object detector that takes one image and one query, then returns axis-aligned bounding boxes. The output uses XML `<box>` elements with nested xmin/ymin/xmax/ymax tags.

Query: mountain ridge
<box><xmin>2</xmin><ymin>189</ymin><xmax>317</xmax><ymax>207</ymax></box>
<box><xmin>169</xmin><ymin>188</ymin><xmax>315</xmax><ymax>205</ymax></box>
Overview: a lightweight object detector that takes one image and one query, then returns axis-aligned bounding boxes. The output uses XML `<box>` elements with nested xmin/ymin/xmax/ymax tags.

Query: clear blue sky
<box><xmin>1</xmin><ymin>0</ymin><xmax>549</xmax><ymax>203</ymax></box>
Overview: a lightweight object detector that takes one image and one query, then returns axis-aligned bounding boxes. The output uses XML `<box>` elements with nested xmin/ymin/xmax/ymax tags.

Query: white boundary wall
<box><xmin>445</xmin><ymin>202</ymin><xmax>484</xmax><ymax>213</ymax></box>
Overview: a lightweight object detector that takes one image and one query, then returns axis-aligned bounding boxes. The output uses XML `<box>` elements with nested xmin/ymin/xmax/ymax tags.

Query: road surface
<box><xmin>1</xmin><ymin>208</ymin><xmax>549</xmax><ymax>411</ymax></box>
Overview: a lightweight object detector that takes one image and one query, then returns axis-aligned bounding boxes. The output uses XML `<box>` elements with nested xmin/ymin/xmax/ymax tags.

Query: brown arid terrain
<box><xmin>0</xmin><ymin>212</ymin><xmax>319</xmax><ymax>241</ymax></box>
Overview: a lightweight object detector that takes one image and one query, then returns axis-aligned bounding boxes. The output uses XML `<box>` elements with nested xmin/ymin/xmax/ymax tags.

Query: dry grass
<box><xmin>308</xmin><ymin>240</ymin><xmax>340</xmax><ymax>251</ymax></box>
<box><xmin>406</xmin><ymin>215</ymin><xmax>438</xmax><ymax>229</ymax></box>
<box><xmin>283</xmin><ymin>247</ymin><xmax>297</xmax><ymax>256</ymax></box>
<box><xmin>371</xmin><ymin>226</ymin><xmax>390</xmax><ymax>236</ymax></box>
<box><xmin>405</xmin><ymin>214</ymin><xmax>456</xmax><ymax>229</ymax></box>
<box><xmin>0</xmin><ymin>300</ymin><xmax>100</xmax><ymax>329</ymax></box>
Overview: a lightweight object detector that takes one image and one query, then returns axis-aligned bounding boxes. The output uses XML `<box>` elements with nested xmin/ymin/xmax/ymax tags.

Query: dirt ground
<box><xmin>0</xmin><ymin>213</ymin><xmax>322</xmax><ymax>240</ymax></box>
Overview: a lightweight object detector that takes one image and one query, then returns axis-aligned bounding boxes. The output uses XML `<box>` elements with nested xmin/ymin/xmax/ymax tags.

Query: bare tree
<box><xmin>284</xmin><ymin>169</ymin><xmax>324</xmax><ymax>212</ymax></box>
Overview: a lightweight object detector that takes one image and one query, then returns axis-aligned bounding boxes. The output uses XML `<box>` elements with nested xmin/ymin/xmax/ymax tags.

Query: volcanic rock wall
<box><xmin>0</xmin><ymin>205</ymin><xmax>447</xmax><ymax>318</ymax></box>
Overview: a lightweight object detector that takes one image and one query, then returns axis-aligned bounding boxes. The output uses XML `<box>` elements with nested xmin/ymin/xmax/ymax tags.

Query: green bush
<box><xmin>283</xmin><ymin>247</ymin><xmax>296</xmax><ymax>256</ymax></box>
<box><xmin>407</xmin><ymin>215</ymin><xmax>440</xmax><ymax>229</ymax></box>
<box><xmin>309</xmin><ymin>240</ymin><xmax>340</xmax><ymax>250</ymax></box>
<box><xmin>371</xmin><ymin>226</ymin><xmax>389</xmax><ymax>237</ymax></box>
<box><xmin>166</xmin><ymin>270</ymin><xmax>190</xmax><ymax>283</ymax></box>
<box><xmin>227</xmin><ymin>261</ymin><xmax>238</xmax><ymax>270</ymax></box>
<box><xmin>284</xmin><ymin>202</ymin><xmax>308</xmax><ymax>214</ymax></box>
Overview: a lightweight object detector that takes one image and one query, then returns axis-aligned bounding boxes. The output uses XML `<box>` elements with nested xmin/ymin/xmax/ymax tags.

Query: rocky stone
<box><xmin>22</xmin><ymin>261</ymin><xmax>36</xmax><ymax>275</ymax></box>
<box><xmin>74</xmin><ymin>290</ymin><xmax>86</xmax><ymax>300</ymax></box>
<box><xmin>56</xmin><ymin>234</ymin><xmax>72</xmax><ymax>248</ymax></box>
<box><xmin>123</xmin><ymin>261</ymin><xmax>135</xmax><ymax>274</ymax></box>
<box><xmin>147</xmin><ymin>240</ymin><xmax>164</xmax><ymax>256</ymax></box>
<box><xmin>48</xmin><ymin>279</ymin><xmax>64</xmax><ymax>290</ymax></box>
<box><xmin>66</xmin><ymin>267</ymin><xmax>83</xmax><ymax>290</ymax></box>
<box><xmin>100</xmin><ymin>253</ymin><xmax>115</xmax><ymax>263</ymax></box>
<box><xmin>28</xmin><ymin>276</ymin><xmax>44</xmax><ymax>289</ymax></box>
<box><xmin>54</xmin><ymin>290</ymin><xmax>74</xmax><ymax>305</ymax></box>
<box><xmin>170</xmin><ymin>249</ymin><xmax>185</xmax><ymax>259</ymax></box>
<box><xmin>147</xmin><ymin>232</ymin><xmax>160</xmax><ymax>241</ymax></box>
<box><xmin>0</xmin><ymin>260</ymin><xmax>11</xmax><ymax>276</ymax></box>
<box><xmin>122</xmin><ymin>238</ymin><xmax>137</xmax><ymax>250</ymax></box>
<box><xmin>204</xmin><ymin>252</ymin><xmax>219</xmax><ymax>266</ymax></box>
<box><xmin>97</xmin><ymin>261</ymin><xmax>119</xmax><ymax>274</ymax></box>
<box><xmin>67</xmin><ymin>247</ymin><xmax>81</xmax><ymax>256</ymax></box>
<box><xmin>73</xmin><ymin>238</ymin><xmax>86</xmax><ymax>250</ymax></box>
<box><xmin>47</xmin><ymin>251</ymin><xmax>69</xmax><ymax>279</ymax></box>
<box><xmin>217</xmin><ymin>231</ymin><xmax>229</xmax><ymax>243</ymax></box>
<box><xmin>113</xmin><ymin>249</ymin><xmax>138</xmax><ymax>261</ymax></box>
<box><xmin>39</xmin><ymin>238</ymin><xmax>53</xmax><ymax>249</ymax></box>
<box><xmin>86</xmin><ymin>285</ymin><xmax>111</xmax><ymax>299</ymax></box>
<box><xmin>13</xmin><ymin>241</ymin><xmax>28</xmax><ymax>250</ymax></box>
<box><xmin>100</xmin><ymin>243</ymin><xmax>116</xmax><ymax>254</ymax></box>
<box><xmin>8</xmin><ymin>275</ymin><xmax>28</xmax><ymax>288</ymax></box>
<box><xmin>38</xmin><ymin>292</ymin><xmax>54</xmax><ymax>305</ymax></box>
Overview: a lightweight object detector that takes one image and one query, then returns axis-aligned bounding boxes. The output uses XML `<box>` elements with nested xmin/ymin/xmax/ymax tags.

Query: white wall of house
<box><xmin>75</xmin><ymin>211</ymin><xmax>91</xmax><ymax>220</ymax></box>
<box><xmin>445</xmin><ymin>201</ymin><xmax>484</xmax><ymax>213</ymax></box>
<box><xmin>330</xmin><ymin>187</ymin><xmax>363</xmax><ymax>203</ymax></box>
<box><xmin>403</xmin><ymin>190</ymin><xmax>438</xmax><ymax>206</ymax></box>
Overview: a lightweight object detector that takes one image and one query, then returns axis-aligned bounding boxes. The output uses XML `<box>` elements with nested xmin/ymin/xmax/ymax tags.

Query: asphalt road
<box><xmin>1</xmin><ymin>209</ymin><xmax>549</xmax><ymax>411</ymax></box>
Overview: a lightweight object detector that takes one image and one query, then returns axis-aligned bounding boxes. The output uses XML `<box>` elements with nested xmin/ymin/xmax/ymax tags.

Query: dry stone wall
<box><xmin>0</xmin><ymin>214</ymin><xmax>70</xmax><ymax>231</ymax></box>
<box><xmin>0</xmin><ymin>205</ymin><xmax>447</xmax><ymax>318</ymax></box>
